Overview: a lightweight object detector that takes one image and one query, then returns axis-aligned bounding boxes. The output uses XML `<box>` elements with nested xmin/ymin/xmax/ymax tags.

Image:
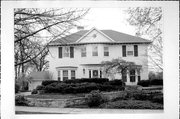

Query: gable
<box><xmin>76</xmin><ymin>28</ymin><xmax>114</xmax><ymax>43</ymax></box>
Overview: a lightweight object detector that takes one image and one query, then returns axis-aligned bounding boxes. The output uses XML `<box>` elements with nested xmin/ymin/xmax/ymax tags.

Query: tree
<box><xmin>125</xmin><ymin>7</ymin><xmax>163</xmax><ymax>71</ymax></box>
<box><xmin>14</xmin><ymin>8</ymin><xmax>89</xmax><ymax>79</ymax></box>
<box><xmin>101</xmin><ymin>58</ymin><xmax>141</xmax><ymax>82</ymax></box>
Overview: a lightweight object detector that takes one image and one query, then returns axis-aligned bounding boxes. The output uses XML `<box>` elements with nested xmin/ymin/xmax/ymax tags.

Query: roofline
<box><xmin>75</xmin><ymin>27</ymin><xmax>115</xmax><ymax>43</ymax></box>
<box><xmin>49</xmin><ymin>41</ymin><xmax>152</xmax><ymax>47</ymax></box>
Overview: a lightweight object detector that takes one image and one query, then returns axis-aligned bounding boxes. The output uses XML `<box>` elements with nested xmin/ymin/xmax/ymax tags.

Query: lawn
<box><xmin>26</xmin><ymin>93</ymin><xmax>85</xmax><ymax>99</ymax></box>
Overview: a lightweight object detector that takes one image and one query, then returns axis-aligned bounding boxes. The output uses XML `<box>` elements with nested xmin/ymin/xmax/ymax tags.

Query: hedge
<box><xmin>43</xmin><ymin>82</ymin><xmax>125</xmax><ymax>94</ymax></box>
<box><xmin>41</xmin><ymin>80</ymin><xmax>59</xmax><ymax>86</ymax></box>
<box><xmin>64</xmin><ymin>78</ymin><xmax>109</xmax><ymax>84</ymax></box>
<box><xmin>137</xmin><ymin>79</ymin><xmax>163</xmax><ymax>87</ymax></box>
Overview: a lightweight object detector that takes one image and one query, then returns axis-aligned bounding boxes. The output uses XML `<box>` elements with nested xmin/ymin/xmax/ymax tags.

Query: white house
<box><xmin>47</xmin><ymin>27</ymin><xmax>151</xmax><ymax>85</ymax></box>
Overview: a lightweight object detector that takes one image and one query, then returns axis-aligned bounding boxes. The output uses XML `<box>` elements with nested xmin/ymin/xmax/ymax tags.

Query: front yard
<box><xmin>16</xmin><ymin>79</ymin><xmax>163</xmax><ymax>110</ymax></box>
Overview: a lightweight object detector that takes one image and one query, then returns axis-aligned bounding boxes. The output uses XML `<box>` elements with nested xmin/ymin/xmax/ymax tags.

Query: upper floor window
<box><xmin>92</xmin><ymin>46</ymin><xmax>98</xmax><ymax>56</ymax></box>
<box><xmin>64</xmin><ymin>47</ymin><xmax>70</xmax><ymax>57</ymax></box>
<box><xmin>81</xmin><ymin>47</ymin><xmax>86</xmax><ymax>57</ymax></box>
<box><xmin>134</xmin><ymin>45</ymin><xmax>138</xmax><ymax>57</ymax></box>
<box><xmin>104</xmin><ymin>46</ymin><xmax>109</xmax><ymax>56</ymax></box>
<box><xmin>122</xmin><ymin>45</ymin><xmax>126</xmax><ymax>57</ymax></box>
<box><xmin>58</xmin><ymin>46</ymin><xmax>74</xmax><ymax>58</ymax></box>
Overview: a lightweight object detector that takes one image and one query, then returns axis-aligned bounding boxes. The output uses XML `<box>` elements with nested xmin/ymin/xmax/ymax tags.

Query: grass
<box><xmin>99</xmin><ymin>100</ymin><xmax>163</xmax><ymax>109</ymax></box>
<box><xmin>26</xmin><ymin>93</ymin><xmax>85</xmax><ymax>99</ymax></box>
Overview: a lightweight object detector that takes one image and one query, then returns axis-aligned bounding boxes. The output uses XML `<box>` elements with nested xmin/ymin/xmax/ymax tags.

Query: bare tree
<box><xmin>101</xmin><ymin>58</ymin><xmax>141</xmax><ymax>82</ymax></box>
<box><xmin>125</xmin><ymin>7</ymin><xmax>163</xmax><ymax>71</ymax></box>
<box><xmin>14</xmin><ymin>8</ymin><xmax>89</xmax><ymax>79</ymax></box>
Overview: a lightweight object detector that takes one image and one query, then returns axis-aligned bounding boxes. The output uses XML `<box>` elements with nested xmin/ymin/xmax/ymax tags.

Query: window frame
<box><xmin>104</xmin><ymin>46</ymin><xmax>109</xmax><ymax>56</ymax></box>
<box><xmin>92</xmin><ymin>46</ymin><xmax>98</xmax><ymax>56</ymax></box>
<box><xmin>63</xmin><ymin>47</ymin><xmax>70</xmax><ymax>57</ymax></box>
<box><xmin>81</xmin><ymin>47</ymin><xmax>86</xmax><ymax>57</ymax></box>
<box><xmin>130</xmin><ymin>69</ymin><xmax>136</xmax><ymax>82</ymax></box>
<box><xmin>63</xmin><ymin>70</ymin><xmax>68</xmax><ymax>81</ymax></box>
<box><xmin>71</xmin><ymin>70</ymin><xmax>75</xmax><ymax>80</ymax></box>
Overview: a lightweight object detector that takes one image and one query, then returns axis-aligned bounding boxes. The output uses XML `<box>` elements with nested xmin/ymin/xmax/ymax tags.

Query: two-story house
<box><xmin>47</xmin><ymin>27</ymin><xmax>151</xmax><ymax>85</ymax></box>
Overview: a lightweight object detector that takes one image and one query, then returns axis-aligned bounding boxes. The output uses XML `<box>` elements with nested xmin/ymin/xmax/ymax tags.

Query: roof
<box><xmin>29</xmin><ymin>71</ymin><xmax>50</xmax><ymax>81</ymax></box>
<box><xmin>49</xmin><ymin>28</ymin><xmax>151</xmax><ymax>46</ymax></box>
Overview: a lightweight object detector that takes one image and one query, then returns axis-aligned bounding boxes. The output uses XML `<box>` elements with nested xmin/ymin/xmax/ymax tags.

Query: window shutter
<box><xmin>122</xmin><ymin>45</ymin><xmax>126</xmax><ymax>57</ymax></box>
<box><xmin>134</xmin><ymin>45</ymin><xmax>138</xmax><ymax>57</ymax></box>
<box><xmin>58</xmin><ymin>47</ymin><xmax>62</xmax><ymax>58</ymax></box>
<box><xmin>70</xmin><ymin>47</ymin><xmax>74</xmax><ymax>58</ymax></box>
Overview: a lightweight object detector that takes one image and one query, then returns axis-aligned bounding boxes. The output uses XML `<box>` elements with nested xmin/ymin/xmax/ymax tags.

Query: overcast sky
<box><xmin>74</xmin><ymin>8</ymin><xmax>137</xmax><ymax>36</ymax></box>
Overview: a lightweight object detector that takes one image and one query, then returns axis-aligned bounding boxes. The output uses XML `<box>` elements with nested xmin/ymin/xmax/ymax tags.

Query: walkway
<box><xmin>16</xmin><ymin>106</ymin><xmax>163</xmax><ymax>114</ymax></box>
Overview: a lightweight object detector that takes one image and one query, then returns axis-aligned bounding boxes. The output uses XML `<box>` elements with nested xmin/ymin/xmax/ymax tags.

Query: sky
<box><xmin>73</xmin><ymin>8</ymin><xmax>137</xmax><ymax>36</ymax></box>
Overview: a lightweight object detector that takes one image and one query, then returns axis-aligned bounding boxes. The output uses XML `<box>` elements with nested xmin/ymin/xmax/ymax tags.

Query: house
<box><xmin>47</xmin><ymin>27</ymin><xmax>151</xmax><ymax>85</ymax></box>
<box><xmin>29</xmin><ymin>71</ymin><xmax>51</xmax><ymax>91</ymax></box>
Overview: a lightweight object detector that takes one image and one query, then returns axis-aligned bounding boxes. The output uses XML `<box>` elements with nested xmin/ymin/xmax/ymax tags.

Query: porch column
<box><xmin>135</xmin><ymin>69</ymin><xmax>138</xmax><ymax>84</ymax></box>
<box><xmin>91</xmin><ymin>70</ymin><xmax>93</xmax><ymax>78</ymax></box>
<box><xmin>68</xmin><ymin>70</ymin><xmax>71</xmax><ymax>80</ymax></box>
<box><xmin>60</xmin><ymin>70</ymin><xmax>63</xmax><ymax>81</ymax></box>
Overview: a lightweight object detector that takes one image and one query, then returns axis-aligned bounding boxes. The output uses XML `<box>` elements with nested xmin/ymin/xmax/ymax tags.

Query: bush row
<box><xmin>137</xmin><ymin>79</ymin><xmax>163</xmax><ymax>87</ymax></box>
<box><xmin>36</xmin><ymin>79</ymin><xmax>124</xmax><ymax>94</ymax></box>
<box><xmin>43</xmin><ymin>82</ymin><xmax>125</xmax><ymax>94</ymax></box>
<box><xmin>41</xmin><ymin>78</ymin><xmax>110</xmax><ymax>86</ymax></box>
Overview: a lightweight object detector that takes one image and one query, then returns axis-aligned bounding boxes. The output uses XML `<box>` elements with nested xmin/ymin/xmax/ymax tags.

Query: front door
<box><xmin>92</xmin><ymin>70</ymin><xmax>98</xmax><ymax>78</ymax></box>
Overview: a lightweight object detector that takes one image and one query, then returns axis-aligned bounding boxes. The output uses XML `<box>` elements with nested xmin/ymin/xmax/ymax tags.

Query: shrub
<box><xmin>64</xmin><ymin>78</ymin><xmax>109</xmax><ymax>84</ymax></box>
<box><xmin>85</xmin><ymin>90</ymin><xmax>106</xmax><ymax>107</ymax></box>
<box><xmin>36</xmin><ymin>85</ymin><xmax>45</xmax><ymax>90</ymax></box>
<box><xmin>137</xmin><ymin>80</ymin><xmax>150</xmax><ymax>87</ymax></box>
<box><xmin>31</xmin><ymin>89</ymin><xmax>38</xmax><ymax>94</ymax></box>
<box><xmin>107</xmin><ymin>79</ymin><xmax>124</xmax><ymax>86</ymax></box>
<box><xmin>15</xmin><ymin>95</ymin><xmax>29</xmax><ymax>106</ymax></box>
<box><xmin>15</xmin><ymin>83</ymin><xmax>20</xmax><ymax>93</ymax></box>
<box><xmin>41</xmin><ymin>80</ymin><xmax>59</xmax><ymax>86</ymax></box>
<box><xmin>150</xmin><ymin>79</ymin><xmax>163</xmax><ymax>86</ymax></box>
<box><xmin>152</xmin><ymin>94</ymin><xmax>163</xmax><ymax>104</ymax></box>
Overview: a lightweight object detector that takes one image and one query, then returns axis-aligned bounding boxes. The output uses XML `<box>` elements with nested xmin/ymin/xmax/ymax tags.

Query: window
<box><xmin>104</xmin><ymin>47</ymin><xmax>109</xmax><ymax>56</ymax></box>
<box><xmin>71</xmin><ymin>70</ymin><xmax>75</xmax><ymax>79</ymax></box>
<box><xmin>134</xmin><ymin>45</ymin><xmax>138</xmax><ymax>57</ymax></box>
<box><xmin>81</xmin><ymin>47</ymin><xmax>86</xmax><ymax>57</ymax></box>
<box><xmin>83</xmin><ymin>69</ymin><xmax>85</xmax><ymax>75</ymax></box>
<box><xmin>127</xmin><ymin>51</ymin><xmax>133</xmax><ymax>56</ymax></box>
<box><xmin>63</xmin><ymin>70</ymin><xmax>68</xmax><ymax>81</ymax></box>
<box><xmin>122</xmin><ymin>45</ymin><xmax>126</xmax><ymax>57</ymax></box>
<box><xmin>92</xmin><ymin>46</ymin><xmax>98</xmax><ymax>56</ymax></box>
<box><xmin>58</xmin><ymin>71</ymin><xmax>61</xmax><ymax>81</ymax></box>
<box><xmin>63</xmin><ymin>47</ymin><xmax>70</xmax><ymax>57</ymax></box>
<box><xmin>130</xmin><ymin>69</ymin><xmax>136</xmax><ymax>82</ymax></box>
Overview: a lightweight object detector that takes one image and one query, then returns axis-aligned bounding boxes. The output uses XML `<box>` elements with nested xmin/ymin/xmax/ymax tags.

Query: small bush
<box><xmin>15</xmin><ymin>83</ymin><xmax>20</xmax><ymax>93</ymax></box>
<box><xmin>107</xmin><ymin>79</ymin><xmax>124</xmax><ymax>86</ymax></box>
<box><xmin>152</xmin><ymin>95</ymin><xmax>163</xmax><ymax>104</ymax></box>
<box><xmin>41</xmin><ymin>80</ymin><xmax>59</xmax><ymax>86</ymax></box>
<box><xmin>15</xmin><ymin>95</ymin><xmax>29</xmax><ymax>106</ymax></box>
<box><xmin>36</xmin><ymin>85</ymin><xmax>45</xmax><ymax>90</ymax></box>
<box><xmin>150</xmin><ymin>79</ymin><xmax>163</xmax><ymax>86</ymax></box>
<box><xmin>137</xmin><ymin>80</ymin><xmax>150</xmax><ymax>87</ymax></box>
<box><xmin>86</xmin><ymin>90</ymin><xmax>105</xmax><ymax>107</ymax></box>
<box><xmin>31</xmin><ymin>89</ymin><xmax>38</xmax><ymax>94</ymax></box>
